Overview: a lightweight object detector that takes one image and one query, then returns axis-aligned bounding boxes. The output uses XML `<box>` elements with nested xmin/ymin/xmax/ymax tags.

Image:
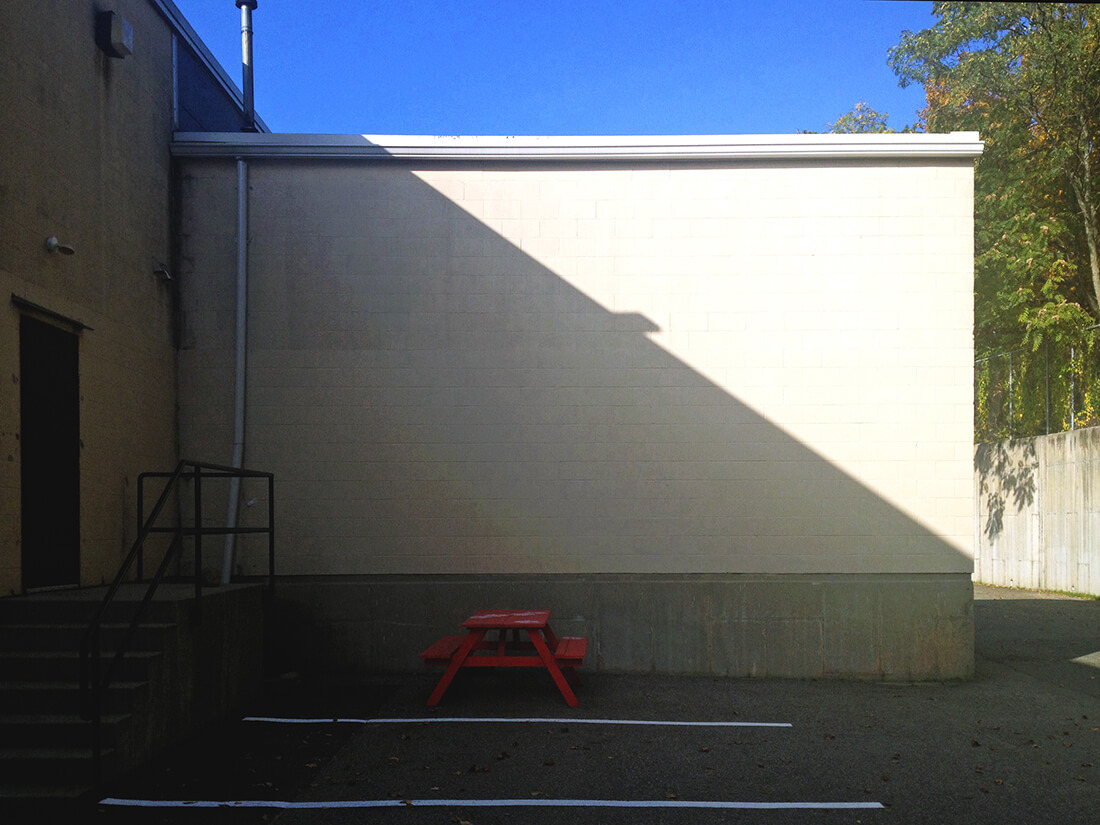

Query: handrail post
<box><xmin>81</xmin><ymin>460</ymin><xmax>275</xmax><ymax>787</ymax></box>
<box><xmin>90</xmin><ymin>631</ymin><xmax>102</xmax><ymax>787</ymax></box>
<box><xmin>268</xmin><ymin>473</ymin><xmax>275</xmax><ymax>597</ymax></box>
<box><xmin>136</xmin><ymin>475</ymin><xmax>145</xmax><ymax>581</ymax></box>
<box><xmin>194</xmin><ymin>464</ymin><xmax>203</xmax><ymax>626</ymax></box>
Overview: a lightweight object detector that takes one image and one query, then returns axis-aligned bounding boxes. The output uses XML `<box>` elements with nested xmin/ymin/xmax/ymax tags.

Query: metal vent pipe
<box><xmin>236</xmin><ymin>0</ymin><xmax>257</xmax><ymax>131</ymax></box>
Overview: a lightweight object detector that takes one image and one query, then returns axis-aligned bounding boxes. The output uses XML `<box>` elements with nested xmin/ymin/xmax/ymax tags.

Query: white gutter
<box><xmin>172</xmin><ymin>131</ymin><xmax>983</xmax><ymax>161</ymax></box>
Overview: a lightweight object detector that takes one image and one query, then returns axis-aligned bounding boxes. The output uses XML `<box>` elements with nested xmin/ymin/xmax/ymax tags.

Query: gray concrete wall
<box><xmin>120</xmin><ymin>583</ymin><xmax>265</xmax><ymax>771</ymax></box>
<box><xmin>974</xmin><ymin>427</ymin><xmax>1100</xmax><ymax>596</ymax></box>
<box><xmin>272</xmin><ymin>573</ymin><xmax>974</xmax><ymax>680</ymax></box>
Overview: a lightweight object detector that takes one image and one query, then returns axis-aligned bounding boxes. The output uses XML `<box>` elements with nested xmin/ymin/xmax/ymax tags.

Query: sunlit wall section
<box><xmin>411</xmin><ymin>158</ymin><xmax>975</xmax><ymax>569</ymax></box>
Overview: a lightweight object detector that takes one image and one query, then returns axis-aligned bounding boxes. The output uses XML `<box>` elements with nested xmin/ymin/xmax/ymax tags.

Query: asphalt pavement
<box><xmin>11</xmin><ymin>583</ymin><xmax>1100</xmax><ymax>824</ymax></box>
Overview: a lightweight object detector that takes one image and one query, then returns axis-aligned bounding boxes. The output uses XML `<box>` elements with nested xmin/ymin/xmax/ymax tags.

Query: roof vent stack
<box><xmin>236</xmin><ymin>0</ymin><xmax>258</xmax><ymax>132</ymax></box>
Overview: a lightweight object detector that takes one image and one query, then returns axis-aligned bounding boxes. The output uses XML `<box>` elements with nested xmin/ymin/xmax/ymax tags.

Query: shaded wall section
<box><xmin>177</xmin><ymin>149</ymin><xmax>976</xmax><ymax>677</ymax></box>
<box><xmin>0</xmin><ymin>0</ymin><xmax>182</xmax><ymax>593</ymax></box>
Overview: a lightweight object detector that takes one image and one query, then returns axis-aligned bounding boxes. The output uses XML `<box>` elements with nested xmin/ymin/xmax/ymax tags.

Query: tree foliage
<box><xmin>825</xmin><ymin>100</ymin><xmax>897</xmax><ymax>133</ymax></box>
<box><xmin>889</xmin><ymin>2</ymin><xmax>1100</xmax><ymax>362</ymax></box>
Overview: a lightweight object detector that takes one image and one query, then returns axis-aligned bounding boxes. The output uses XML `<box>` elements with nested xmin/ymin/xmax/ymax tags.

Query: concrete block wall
<box><xmin>0</xmin><ymin>0</ymin><xmax>181</xmax><ymax>594</ymax></box>
<box><xmin>177</xmin><ymin>137</ymin><xmax>978</xmax><ymax>677</ymax></box>
<box><xmin>975</xmin><ymin>427</ymin><xmax>1100</xmax><ymax>596</ymax></box>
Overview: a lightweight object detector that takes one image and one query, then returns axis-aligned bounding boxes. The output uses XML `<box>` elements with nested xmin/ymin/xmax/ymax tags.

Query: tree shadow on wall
<box><xmin>974</xmin><ymin>439</ymin><xmax>1038</xmax><ymax>541</ymax></box>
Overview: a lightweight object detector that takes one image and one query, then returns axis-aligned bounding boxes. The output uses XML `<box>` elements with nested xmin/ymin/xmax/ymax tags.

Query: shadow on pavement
<box><xmin>3</xmin><ymin>584</ymin><xmax>1099</xmax><ymax>824</ymax></box>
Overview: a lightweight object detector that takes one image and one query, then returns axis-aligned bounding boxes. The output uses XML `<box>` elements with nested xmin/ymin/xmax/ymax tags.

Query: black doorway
<box><xmin>20</xmin><ymin>314</ymin><xmax>80</xmax><ymax>590</ymax></box>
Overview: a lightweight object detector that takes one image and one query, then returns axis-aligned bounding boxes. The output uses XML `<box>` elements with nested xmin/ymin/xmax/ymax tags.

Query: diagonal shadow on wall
<box><xmin>206</xmin><ymin>150</ymin><xmax>974</xmax><ymax>582</ymax></box>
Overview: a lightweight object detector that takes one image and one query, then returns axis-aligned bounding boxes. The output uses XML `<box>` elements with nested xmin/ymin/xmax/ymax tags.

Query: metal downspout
<box><xmin>222</xmin><ymin>157</ymin><xmax>248</xmax><ymax>584</ymax></box>
<box><xmin>223</xmin><ymin>1</ymin><xmax>258</xmax><ymax>583</ymax></box>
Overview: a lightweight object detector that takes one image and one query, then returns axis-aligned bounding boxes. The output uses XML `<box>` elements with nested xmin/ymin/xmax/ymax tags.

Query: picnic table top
<box><xmin>461</xmin><ymin>609</ymin><xmax>551</xmax><ymax>629</ymax></box>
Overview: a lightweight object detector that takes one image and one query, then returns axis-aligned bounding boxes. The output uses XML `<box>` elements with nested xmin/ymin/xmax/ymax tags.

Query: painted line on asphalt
<box><xmin>99</xmin><ymin>797</ymin><xmax>883</xmax><ymax>810</ymax></box>
<box><xmin>243</xmin><ymin>716</ymin><xmax>792</xmax><ymax>727</ymax></box>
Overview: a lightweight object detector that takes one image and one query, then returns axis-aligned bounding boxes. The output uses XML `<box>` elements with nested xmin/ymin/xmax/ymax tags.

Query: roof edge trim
<box><xmin>172</xmin><ymin>132</ymin><xmax>984</xmax><ymax>161</ymax></box>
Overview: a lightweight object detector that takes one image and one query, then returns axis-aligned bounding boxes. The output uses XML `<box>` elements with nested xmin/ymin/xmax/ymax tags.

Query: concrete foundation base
<box><xmin>269</xmin><ymin>574</ymin><xmax>973</xmax><ymax>681</ymax></box>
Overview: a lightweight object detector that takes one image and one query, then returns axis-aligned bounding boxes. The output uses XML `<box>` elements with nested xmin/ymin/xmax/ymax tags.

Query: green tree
<box><xmin>890</xmin><ymin>3</ymin><xmax>1100</xmax><ymax>438</ymax></box>
<box><xmin>825</xmin><ymin>100</ymin><xmax>896</xmax><ymax>133</ymax></box>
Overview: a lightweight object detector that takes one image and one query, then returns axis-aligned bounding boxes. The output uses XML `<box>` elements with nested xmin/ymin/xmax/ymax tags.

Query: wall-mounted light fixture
<box><xmin>45</xmin><ymin>237</ymin><xmax>76</xmax><ymax>255</ymax></box>
<box><xmin>96</xmin><ymin>11</ymin><xmax>134</xmax><ymax>59</ymax></box>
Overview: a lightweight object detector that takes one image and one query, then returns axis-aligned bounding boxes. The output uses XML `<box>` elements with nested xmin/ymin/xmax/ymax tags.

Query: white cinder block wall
<box><xmin>175</xmin><ymin>134</ymin><xmax>982</xmax><ymax>679</ymax></box>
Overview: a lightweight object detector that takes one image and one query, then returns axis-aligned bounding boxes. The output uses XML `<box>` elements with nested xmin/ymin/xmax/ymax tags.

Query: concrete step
<box><xmin>0</xmin><ymin>591</ymin><xmax>186</xmax><ymax>625</ymax></box>
<box><xmin>0</xmin><ymin>581</ymin><xmax>263</xmax><ymax>798</ymax></box>
<box><xmin>0</xmin><ymin>622</ymin><xmax>174</xmax><ymax>653</ymax></box>
<box><xmin>0</xmin><ymin>680</ymin><xmax>147</xmax><ymax>715</ymax></box>
<box><xmin>0</xmin><ymin>746</ymin><xmax>117</xmax><ymax>787</ymax></box>
<box><xmin>0</xmin><ymin>713</ymin><xmax>129</xmax><ymax>748</ymax></box>
<box><xmin>0</xmin><ymin>783</ymin><xmax>97</xmax><ymax>800</ymax></box>
<box><xmin>0</xmin><ymin>650</ymin><xmax>161</xmax><ymax>683</ymax></box>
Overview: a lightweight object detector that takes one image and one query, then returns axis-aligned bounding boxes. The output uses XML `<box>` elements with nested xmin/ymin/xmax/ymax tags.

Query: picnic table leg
<box><xmin>527</xmin><ymin>629</ymin><xmax>579</xmax><ymax>707</ymax></box>
<box><xmin>426</xmin><ymin>630</ymin><xmax>483</xmax><ymax>706</ymax></box>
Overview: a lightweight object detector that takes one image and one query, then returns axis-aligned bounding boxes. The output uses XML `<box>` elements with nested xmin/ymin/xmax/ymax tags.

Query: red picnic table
<box><xmin>420</xmin><ymin>609</ymin><xmax>588</xmax><ymax>707</ymax></box>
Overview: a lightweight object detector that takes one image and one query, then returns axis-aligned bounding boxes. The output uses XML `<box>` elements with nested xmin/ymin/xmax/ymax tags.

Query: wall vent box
<box><xmin>96</xmin><ymin>11</ymin><xmax>134</xmax><ymax>58</ymax></box>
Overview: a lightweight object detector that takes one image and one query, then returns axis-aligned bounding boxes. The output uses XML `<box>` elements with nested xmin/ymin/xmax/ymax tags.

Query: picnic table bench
<box><xmin>420</xmin><ymin>609</ymin><xmax>588</xmax><ymax>706</ymax></box>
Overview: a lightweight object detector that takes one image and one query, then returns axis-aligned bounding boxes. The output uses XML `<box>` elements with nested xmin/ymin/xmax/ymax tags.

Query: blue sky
<box><xmin>173</xmin><ymin>0</ymin><xmax>936</xmax><ymax>136</ymax></box>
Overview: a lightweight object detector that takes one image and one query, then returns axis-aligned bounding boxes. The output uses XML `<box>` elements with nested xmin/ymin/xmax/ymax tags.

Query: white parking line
<box><xmin>243</xmin><ymin>716</ymin><xmax>792</xmax><ymax>727</ymax></box>
<box><xmin>100</xmin><ymin>797</ymin><xmax>883</xmax><ymax>810</ymax></box>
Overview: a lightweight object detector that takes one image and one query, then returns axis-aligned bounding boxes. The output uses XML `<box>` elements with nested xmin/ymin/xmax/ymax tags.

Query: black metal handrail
<box><xmin>79</xmin><ymin>460</ymin><xmax>275</xmax><ymax>786</ymax></box>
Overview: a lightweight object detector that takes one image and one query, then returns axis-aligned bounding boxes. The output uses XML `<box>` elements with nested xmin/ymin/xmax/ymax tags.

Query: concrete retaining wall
<box><xmin>273</xmin><ymin>573</ymin><xmax>974</xmax><ymax>681</ymax></box>
<box><xmin>974</xmin><ymin>427</ymin><xmax>1100</xmax><ymax>596</ymax></box>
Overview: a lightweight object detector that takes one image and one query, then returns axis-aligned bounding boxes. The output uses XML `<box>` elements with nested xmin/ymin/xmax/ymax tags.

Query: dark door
<box><xmin>20</xmin><ymin>315</ymin><xmax>80</xmax><ymax>589</ymax></box>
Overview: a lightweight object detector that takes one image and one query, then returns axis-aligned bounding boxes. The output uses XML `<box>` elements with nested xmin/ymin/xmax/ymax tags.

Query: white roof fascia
<box><xmin>150</xmin><ymin>0</ymin><xmax>270</xmax><ymax>133</ymax></box>
<box><xmin>171</xmin><ymin>132</ymin><xmax>983</xmax><ymax>161</ymax></box>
